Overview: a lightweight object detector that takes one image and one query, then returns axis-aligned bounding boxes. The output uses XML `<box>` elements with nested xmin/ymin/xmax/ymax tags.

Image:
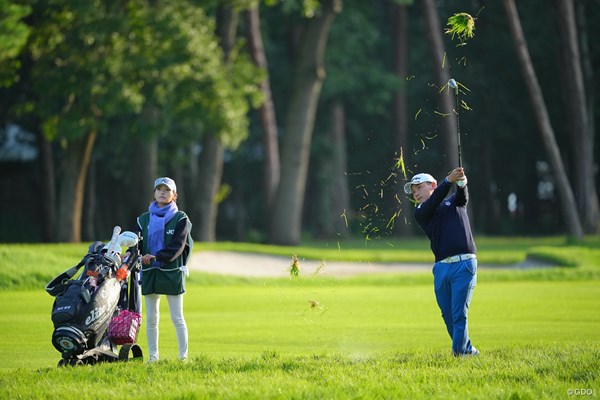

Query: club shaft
<box><xmin>455</xmin><ymin>88</ymin><xmax>462</xmax><ymax>168</ymax></box>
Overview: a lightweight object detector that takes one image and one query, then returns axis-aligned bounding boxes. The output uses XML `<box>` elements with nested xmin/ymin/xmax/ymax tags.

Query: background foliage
<box><xmin>0</xmin><ymin>0</ymin><xmax>599</xmax><ymax>242</ymax></box>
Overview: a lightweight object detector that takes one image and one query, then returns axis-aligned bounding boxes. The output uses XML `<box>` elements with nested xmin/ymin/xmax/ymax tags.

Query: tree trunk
<box><xmin>392</xmin><ymin>3</ymin><xmax>412</xmax><ymax>236</ymax></box>
<box><xmin>93</xmin><ymin>118</ymin><xmax>157</xmax><ymax>237</ymax></box>
<box><xmin>555</xmin><ymin>0</ymin><xmax>599</xmax><ymax>233</ymax></box>
<box><xmin>129</xmin><ymin>135</ymin><xmax>157</xmax><ymax>219</ymax></box>
<box><xmin>575</xmin><ymin>0</ymin><xmax>595</xmax><ymax>160</ymax></box>
<box><xmin>56</xmin><ymin>130</ymin><xmax>97</xmax><ymax>242</ymax></box>
<box><xmin>83</xmin><ymin>156</ymin><xmax>95</xmax><ymax>241</ymax></box>
<box><xmin>269</xmin><ymin>0</ymin><xmax>342</xmax><ymax>245</ymax></box>
<box><xmin>502</xmin><ymin>0</ymin><xmax>583</xmax><ymax>239</ymax></box>
<box><xmin>575</xmin><ymin>0</ymin><xmax>598</xmax><ymax>233</ymax></box>
<box><xmin>194</xmin><ymin>134</ymin><xmax>224</xmax><ymax>242</ymax></box>
<box><xmin>329</xmin><ymin>103</ymin><xmax>350</xmax><ymax>235</ymax></box>
<box><xmin>246</xmin><ymin>6</ymin><xmax>280</xmax><ymax>214</ymax></box>
<box><xmin>421</xmin><ymin>0</ymin><xmax>458</xmax><ymax>171</ymax></box>
<box><xmin>190</xmin><ymin>5</ymin><xmax>237</xmax><ymax>242</ymax></box>
<box><xmin>576</xmin><ymin>0</ymin><xmax>595</xmax><ymax>168</ymax></box>
<box><xmin>393</xmin><ymin>3</ymin><xmax>408</xmax><ymax>155</ymax></box>
<box><xmin>316</xmin><ymin>102</ymin><xmax>350</xmax><ymax>238</ymax></box>
<box><xmin>37</xmin><ymin>132</ymin><xmax>57</xmax><ymax>242</ymax></box>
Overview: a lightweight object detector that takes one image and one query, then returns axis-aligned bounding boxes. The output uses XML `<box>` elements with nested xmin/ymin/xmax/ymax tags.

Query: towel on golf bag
<box><xmin>108</xmin><ymin>310</ymin><xmax>142</xmax><ymax>345</ymax></box>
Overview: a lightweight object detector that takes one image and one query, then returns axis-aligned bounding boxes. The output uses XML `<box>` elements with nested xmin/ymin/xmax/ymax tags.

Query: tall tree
<box><xmin>0</xmin><ymin>0</ymin><xmax>31</xmax><ymax>86</ymax></box>
<box><xmin>575</xmin><ymin>1</ymin><xmax>595</xmax><ymax>177</ymax></box>
<box><xmin>56</xmin><ymin>131</ymin><xmax>96</xmax><ymax>241</ymax></box>
<box><xmin>25</xmin><ymin>1</ymin><xmax>144</xmax><ymax>242</ymax></box>
<box><xmin>37</xmin><ymin>132</ymin><xmax>57</xmax><ymax>242</ymax></box>
<box><xmin>269</xmin><ymin>0</ymin><xmax>342</xmax><ymax>245</ymax></box>
<box><xmin>420</xmin><ymin>0</ymin><xmax>458</xmax><ymax>171</ymax></box>
<box><xmin>554</xmin><ymin>0</ymin><xmax>599</xmax><ymax>233</ymax></box>
<box><xmin>392</xmin><ymin>0</ymin><xmax>411</xmax><ymax>235</ymax></box>
<box><xmin>192</xmin><ymin>2</ymin><xmax>263</xmax><ymax>241</ymax></box>
<box><xmin>502</xmin><ymin>0</ymin><xmax>583</xmax><ymax>239</ymax></box>
<box><xmin>194</xmin><ymin>5</ymin><xmax>239</xmax><ymax>242</ymax></box>
<box><xmin>575</xmin><ymin>0</ymin><xmax>595</xmax><ymax>165</ymax></box>
<box><xmin>313</xmin><ymin>102</ymin><xmax>349</xmax><ymax>238</ymax></box>
<box><xmin>312</xmin><ymin>1</ymin><xmax>402</xmax><ymax>239</ymax></box>
<box><xmin>195</xmin><ymin>134</ymin><xmax>225</xmax><ymax>242</ymax></box>
<box><xmin>246</xmin><ymin>4</ymin><xmax>280</xmax><ymax>214</ymax></box>
<box><xmin>10</xmin><ymin>0</ymin><xmax>261</xmax><ymax>242</ymax></box>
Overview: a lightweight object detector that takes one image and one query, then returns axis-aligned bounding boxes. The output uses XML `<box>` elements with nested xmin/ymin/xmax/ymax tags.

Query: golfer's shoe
<box><xmin>464</xmin><ymin>347</ymin><xmax>480</xmax><ymax>357</ymax></box>
<box><xmin>454</xmin><ymin>347</ymin><xmax>480</xmax><ymax>357</ymax></box>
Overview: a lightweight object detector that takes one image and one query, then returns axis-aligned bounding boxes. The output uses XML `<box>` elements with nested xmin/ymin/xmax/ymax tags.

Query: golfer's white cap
<box><xmin>154</xmin><ymin>177</ymin><xmax>177</xmax><ymax>192</ymax></box>
<box><xmin>404</xmin><ymin>173</ymin><xmax>436</xmax><ymax>194</ymax></box>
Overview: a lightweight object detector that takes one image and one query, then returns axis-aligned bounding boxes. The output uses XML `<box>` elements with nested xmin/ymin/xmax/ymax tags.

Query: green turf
<box><xmin>1</xmin><ymin>280</ymin><xmax>598</xmax><ymax>368</ymax></box>
<box><xmin>0</xmin><ymin>280</ymin><xmax>599</xmax><ymax>398</ymax></box>
<box><xmin>0</xmin><ymin>346</ymin><xmax>598</xmax><ymax>399</ymax></box>
<box><xmin>0</xmin><ymin>237</ymin><xmax>599</xmax><ymax>398</ymax></box>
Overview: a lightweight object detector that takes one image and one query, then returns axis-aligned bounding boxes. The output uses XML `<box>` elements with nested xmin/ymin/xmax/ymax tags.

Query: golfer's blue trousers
<box><xmin>433</xmin><ymin>258</ymin><xmax>477</xmax><ymax>355</ymax></box>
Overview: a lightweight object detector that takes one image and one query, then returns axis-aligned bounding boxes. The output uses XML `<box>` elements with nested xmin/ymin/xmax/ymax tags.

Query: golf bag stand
<box><xmin>46</xmin><ymin>227</ymin><xmax>144</xmax><ymax>366</ymax></box>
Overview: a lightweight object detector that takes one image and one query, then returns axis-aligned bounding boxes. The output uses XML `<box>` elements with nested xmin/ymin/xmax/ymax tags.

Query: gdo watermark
<box><xmin>567</xmin><ymin>388</ymin><xmax>594</xmax><ymax>396</ymax></box>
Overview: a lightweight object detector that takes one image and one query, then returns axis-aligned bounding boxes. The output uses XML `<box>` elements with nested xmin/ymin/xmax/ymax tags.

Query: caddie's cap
<box><xmin>154</xmin><ymin>177</ymin><xmax>177</xmax><ymax>192</ymax></box>
<box><xmin>403</xmin><ymin>173</ymin><xmax>436</xmax><ymax>194</ymax></box>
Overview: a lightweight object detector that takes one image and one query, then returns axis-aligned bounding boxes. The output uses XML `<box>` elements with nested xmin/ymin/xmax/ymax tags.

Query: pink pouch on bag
<box><xmin>108</xmin><ymin>310</ymin><xmax>142</xmax><ymax>345</ymax></box>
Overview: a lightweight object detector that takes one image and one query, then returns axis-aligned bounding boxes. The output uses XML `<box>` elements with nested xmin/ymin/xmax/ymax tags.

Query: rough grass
<box><xmin>1</xmin><ymin>345</ymin><xmax>598</xmax><ymax>399</ymax></box>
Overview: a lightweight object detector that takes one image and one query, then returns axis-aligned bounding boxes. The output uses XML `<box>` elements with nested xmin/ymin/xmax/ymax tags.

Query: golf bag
<box><xmin>46</xmin><ymin>226</ymin><xmax>143</xmax><ymax>366</ymax></box>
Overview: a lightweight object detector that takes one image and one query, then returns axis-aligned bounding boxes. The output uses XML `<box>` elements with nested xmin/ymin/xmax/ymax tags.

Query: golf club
<box><xmin>448</xmin><ymin>78</ymin><xmax>462</xmax><ymax>168</ymax></box>
<box><xmin>448</xmin><ymin>78</ymin><xmax>466</xmax><ymax>187</ymax></box>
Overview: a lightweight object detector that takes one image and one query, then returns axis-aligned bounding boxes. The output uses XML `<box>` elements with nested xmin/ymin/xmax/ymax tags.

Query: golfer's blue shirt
<box><xmin>414</xmin><ymin>179</ymin><xmax>476</xmax><ymax>262</ymax></box>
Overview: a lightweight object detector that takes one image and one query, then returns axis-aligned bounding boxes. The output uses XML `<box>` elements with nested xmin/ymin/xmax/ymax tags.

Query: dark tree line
<box><xmin>0</xmin><ymin>0</ymin><xmax>598</xmax><ymax>244</ymax></box>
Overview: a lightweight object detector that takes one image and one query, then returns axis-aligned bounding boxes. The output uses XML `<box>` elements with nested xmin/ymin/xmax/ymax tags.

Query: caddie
<box><xmin>135</xmin><ymin>177</ymin><xmax>192</xmax><ymax>362</ymax></box>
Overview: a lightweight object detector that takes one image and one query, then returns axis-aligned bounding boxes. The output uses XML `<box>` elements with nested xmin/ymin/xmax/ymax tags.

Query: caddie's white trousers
<box><xmin>144</xmin><ymin>293</ymin><xmax>188</xmax><ymax>361</ymax></box>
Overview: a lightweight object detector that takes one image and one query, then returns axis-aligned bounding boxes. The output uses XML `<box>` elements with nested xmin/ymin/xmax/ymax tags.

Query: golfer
<box><xmin>404</xmin><ymin>167</ymin><xmax>479</xmax><ymax>357</ymax></box>
<box><xmin>135</xmin><ymin>177</ymin><xmax>191</xmax><ymax>362</ymax></box>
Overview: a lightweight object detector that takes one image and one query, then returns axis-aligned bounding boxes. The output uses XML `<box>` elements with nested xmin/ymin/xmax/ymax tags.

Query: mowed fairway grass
<box><xmin>0</xmin><ymin>238</ymin><xmax>599</xmax><ymax>399</ymax></box>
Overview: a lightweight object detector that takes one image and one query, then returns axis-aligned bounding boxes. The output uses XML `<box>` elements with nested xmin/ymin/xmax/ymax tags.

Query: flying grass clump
<box><xmin>290</xmin><ymin>254</ymin><xmax>300</xmax><ymax>278</ymax></box>
<box><xmin>445</xmin><ymin>13</ymin><xmax>475</xmax><ymax>43</ymax></box>
<box><xmin>394</xmin><ymin>148</ymin><xmax>407</xmax><ymax>181</ymax></box>
<box><xmin>308</xmin><ymin>299</ymin><xmax>323</xmax><ymax>310</ymax></box>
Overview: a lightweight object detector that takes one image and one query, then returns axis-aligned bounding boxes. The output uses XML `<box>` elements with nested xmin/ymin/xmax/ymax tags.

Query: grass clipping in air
<box><xmin>290</xmin><ymin>254</ymin><xmax>300</xmax><ymax>278</ymax></box>
<box><xmin>446</xmin><ymin>13</ymin><xmax>475</xmax><ymax>43</ymax></box>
